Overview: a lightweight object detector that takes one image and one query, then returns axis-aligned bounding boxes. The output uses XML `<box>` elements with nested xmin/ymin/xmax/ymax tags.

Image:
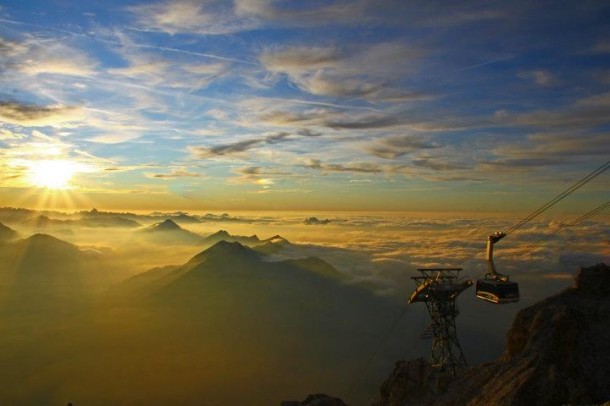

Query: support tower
<box><xmin>408</xmin><ymin>268</ymin><xmax>473</xmax><ymax>375</ymax></box>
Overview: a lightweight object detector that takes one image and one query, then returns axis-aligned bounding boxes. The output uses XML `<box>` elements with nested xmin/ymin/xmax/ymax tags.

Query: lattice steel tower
<box><xmin>408</xmin><ymin>268</ymin><xmax>473</xmax><ymax>375</ymax></box>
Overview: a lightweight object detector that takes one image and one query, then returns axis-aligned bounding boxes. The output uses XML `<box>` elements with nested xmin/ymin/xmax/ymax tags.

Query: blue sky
<box><xmin>0</xmin><ymin>0</ymin><xmax>608</xmax><ymax>212</ymax></box>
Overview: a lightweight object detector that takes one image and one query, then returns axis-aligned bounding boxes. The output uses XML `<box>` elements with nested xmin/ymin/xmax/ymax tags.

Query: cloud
<box><xmin>419</xmin><ymin>8</ymin><xmax>506</xmax><ymax>27</ymax></box>
<box><xmin>517</xmin><ymin>70</ymin><xmax>557</xmax><ymax>86</ymax></box>
<box><xmin>234</xmin><ymin>0</ymin><xmax>368</xmax><ymax>25</ymax></box>
<box><xmin>108</xmin><ymin>48</ymin><xmax>229</xmax><ymax>91</ymax></box>
<box><xmin>366</xmin><ymin>135</ymin><xmax>440</xmax><ymax>159</ymax></box>
<box><xmin>325</xmin><ymin>114</ymin><xmax>403</xmax><ymax>130</ymax></box>
<box><xmin>259</xmin><ymin>43</ymin><xmax>425</xmax><ymax>101</ymax></box>
<box><xmin>0</xmin><ymin>101</ymin><xmax>83</xmax><ymax>126</ymax></box>
<box><xmin>0</xmin><ymin>129</ymin><xmax>26</xmax><ymax>140</ymax></box>
<box><xmin>87</xmin><ymin>133</ymin><xmax>142</xmax><ymax>144</ymax></box>
<box><xmin>303</xmin><ymin>159</ymin><xmax>383</xmax><ymax>174</ymax></box>
<box><xmin>260</xmin><ymin>109</ymin><xmax>331</xmax><ymax>126</ymax></box>
<box><xmin>295</xmin><ymin>71</ymin><xmax>385</xmax><ymax>99</ymax></box>
<box><xmin>411</xmin><ymin>157</ymin><xmax>472</xmax><ymax>171</ymax></box>
<box><xmin>128</xmin><ymin>0</ymin><xmax>256</xmax><ymax>35</ymax></box>
<box><xmin>508</xmin><ymin>92</ymin><xmax>610</xmax><ymax>129</ymax></box>
<box><xmin>191</xmin><ymin>139</ymin><xmax>263</xmax><ymax>158</ymax></box>
<box><xmin>191</xmin><ymin>130</ymin><xmax>323</xmax><ymax>158</ymax></box>
<box><xmin>589</xmin><ymin>40</ymin><xmax>610</xmax><ymax>54</ymax></box>
<box><xmin>147</xmin><ymin>169</ymin><xmax>202</xmax><ymax>179</ymax></box>
<box><xmin>2</xmin><ymin>37</ymin><xmax>98</xmax><ymax>77</ymax></box>
<box><xmin>22</xmin><ymin>58</ymin><xmax>96</xmax><ymax>77</ymax></box>
<box><xmin>260</xmin><ymin>46</ymin><xmax>345</xmax><ymax>73</ymax></box>
<box><xmin>227</xmin><ymin>166</ymin><xmax>296</xmax><ymax>188</ymax></box>
<box><xmin>488</xmin><ymin>132</ymin><xmax>610</xmax><ymax>167</ymax></box>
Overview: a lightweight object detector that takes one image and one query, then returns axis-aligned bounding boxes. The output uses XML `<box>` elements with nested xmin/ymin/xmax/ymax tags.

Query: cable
<box><xmin>510</xmin><ymin>200</ymin><xmax>610</xmax><ymax>258</ymax></box>
<box><xmin>458</xmin><ymin>160</ymin><xmax>610</xmax><ymax>266</ymax></box>
<box><xmin>504</xmin><ymin>160</ymin><xmax>609</xmax><ymax>236</ymax></box>
<box><xmin>345</xmin><ymin>305</ymin><xmax>408</xmax><ymax>405</ymax></box>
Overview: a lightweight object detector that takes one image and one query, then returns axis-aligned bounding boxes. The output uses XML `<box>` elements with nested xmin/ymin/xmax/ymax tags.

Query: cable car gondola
<box><xmin>476</xmin><ymin>276</ymin><xmax>520</xmax><ymax>304</ymax></box>
<box><xmin>475</xmin><ymin>232</ymin><xmax>520</xmax><ymax>304</ymax></box>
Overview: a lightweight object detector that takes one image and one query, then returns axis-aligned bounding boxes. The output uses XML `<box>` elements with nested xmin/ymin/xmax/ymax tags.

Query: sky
<box><xmin>0</xmin><ymin>0</ymin><xmax>609</xmax><ymax>212</ymax></box>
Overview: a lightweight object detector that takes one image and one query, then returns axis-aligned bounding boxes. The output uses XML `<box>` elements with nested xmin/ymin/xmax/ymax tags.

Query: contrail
<box><xmin>454</xmin><ymin>54</ymin><xmax>515</xmax><ymax>72</ymax></box>
<box><xmin>0</xmin><ymin>17</ymin><xmax>258</xmax><ymax>66</ymax></box>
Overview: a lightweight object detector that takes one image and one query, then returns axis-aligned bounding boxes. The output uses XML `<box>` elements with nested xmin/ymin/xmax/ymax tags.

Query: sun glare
<box><xmin>29</xmin><ymin>160</ymin><xmax>79</xmax><ymax>190</ymax></box>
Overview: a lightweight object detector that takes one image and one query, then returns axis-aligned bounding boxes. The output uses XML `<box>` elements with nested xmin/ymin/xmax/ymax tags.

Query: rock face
<box><xmin>282</xmin><ymin>394</ymin><xmax>348</xmax><ymax>406</ymax></box>
<box><xmin>373</xmin><ymin>263</ymin><xmax>610</xmax><ymax>406</ymax></box>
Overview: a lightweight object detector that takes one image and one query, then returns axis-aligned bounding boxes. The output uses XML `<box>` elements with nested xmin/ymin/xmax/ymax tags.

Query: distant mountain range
<box><xmin>0</xmin><ymin>207</ymin><xmax>257</xmax><ymax>229</ymax></box>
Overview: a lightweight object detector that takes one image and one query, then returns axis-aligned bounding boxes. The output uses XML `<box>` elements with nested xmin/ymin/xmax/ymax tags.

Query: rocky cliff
<box><xmin>282</xmin><ymin>394</ymin><xmax>348</xmax><ymax>406</ymax></box>
<box><xmin>372</xmin><ymin>263</ymin><xmax>610</xmax><ymax>406</ymax></box>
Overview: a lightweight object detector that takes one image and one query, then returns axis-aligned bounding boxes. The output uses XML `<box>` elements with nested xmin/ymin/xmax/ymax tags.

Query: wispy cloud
<box><xmin>128</xmin><ymin>0</ymin><xmax>257</xmax><ymax>35</ymax></box>
<box><xmin>146</xmin><ymin>169</ymin><xmax>202</xmax><ymax>179</ymax></box>
<box><xmin>517</xmin><ymin>69</ymin><xmax>557</xmax><ymax>86</ymax></box>
<box><xmin>0</xmin><ymin>35</ymin><xmax>98</xmax><ymax>77</ymax></box>
<box><xmin>365</xmin><ymin>135</ymin><xmax>440</xmax><ymax>159</ymax></box>
<box><xmin>303</xmin><ymin>159</ymin><xmax>383</xmax><ymax>174</ymax></box>
<box><xmin>259</xmin><ymin>42</ymin><xmax>426</xmax><ymax>101</ymax></box>
<box><xmin>190</xmin><ymin>130</ymin><xmax>323</xmax><ymax>159</ymax></box>
<box><xmin>0</xmin><ymin>101</ymin><xmax>83</xmax><ymax>126</ymax></box>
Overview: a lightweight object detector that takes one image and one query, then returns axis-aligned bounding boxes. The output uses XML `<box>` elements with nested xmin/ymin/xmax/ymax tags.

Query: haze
<box><xmin>0</xmin><ymin>1</ymin><xmax>609</xmax><ymax>405</ymax></box>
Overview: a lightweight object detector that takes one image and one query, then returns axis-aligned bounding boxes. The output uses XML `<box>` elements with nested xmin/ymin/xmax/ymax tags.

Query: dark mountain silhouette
<box><xmin>0</xmin><ymin>234</ymin><xmax>110</xmax><ymax>315</ymax></box>
<box><xmin>148</xmin><ymin>211</ymin><xmax>202</xmax><ymax>224</ymax></box>
<box><xmin>167</xmin><ymin>213</ymin><xmax>201</xmax><ymax>224</ymax></box>
<box><xmin>24</xmin><ymin>214</ymin><xmax>67</xmax><ymax>228</ymax></box>
<box><xmin>253</xmin><ymin>234</ymin><xmax>291</xmax><ymax>254</ymax></box>
<box><xmin>201</xmin><ymin>229</ymin><xmax>260</xmax><ymax>246</ymax></box>
<box><xmin>110</xmin><ymin>241</ymin><xmax>411</xmax><ymax>405</ymax></box>
<box><xmin>79</xmin><ymin>210</ymin><xmax>141</xmax><ymax>227</ymax></box>
<box><xmin>12</xmin><ymin>233</ymin><xmax>82</xmax><ymax>258</ymax></box>
<box><xmin>304</xmin><ymin>217</ymin><xmax>331</xmax><ymax>225</ymax></box>
<box><xmin>199</xmin><ymin>212</ymin><xmax>253</xmax><ymax>223</ymax></box>
<box><xmin>282</xmin><ymin>394</ymin><xmax>348</xmax><ymax>406</ymax></box>
<box><xmin>0</xmin><ymin>222</ymin><xmax>17</xmax><ymax>241</ymax></box>
<box><xmin>0</xmin><ymin>207</ymin><xmax>38</xmax><ymax>224</ymax></box>
<box><xmin>148</xmin><ymin>218</ymin><xmax>183</xmax><ymax>231</ymax></box>
<box><xmin>137</xmin><ymin>219</ymin><xmax>202</xmax><ymax>244</ymax></box>
<box><xmin>372</xmin><ymin>263</ymin><xmax>610</xmax><ymax>406</ymax></box>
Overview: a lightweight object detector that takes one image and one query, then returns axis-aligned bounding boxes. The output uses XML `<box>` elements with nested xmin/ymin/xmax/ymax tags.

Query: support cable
<box><xmin>504</xmin><ymin>160</ymin><xmax>609</xmax><ymax>236</ymax></box>
<box><xmin>458</xmin><ymin>160</ymin><xmax>609</xmax><ymax>266</ymax></box>
<box><xmin>510</xmin><ymin>200</ymin><xmax>610</xmax><ymax>258</ymax></box>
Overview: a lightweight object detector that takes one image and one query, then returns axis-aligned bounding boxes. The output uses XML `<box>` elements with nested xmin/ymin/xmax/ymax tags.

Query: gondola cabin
<box><xmin>476</xmin><ymin>277</ymin><xmax>519</xmax><ymax>304</ymax></box>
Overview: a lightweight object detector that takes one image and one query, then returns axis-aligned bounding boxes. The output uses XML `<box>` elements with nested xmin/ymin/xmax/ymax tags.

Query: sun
<box><xmin>29</xmin><ymin>160</ymin><xmax>79</xmax><ymax>190</ymax></box>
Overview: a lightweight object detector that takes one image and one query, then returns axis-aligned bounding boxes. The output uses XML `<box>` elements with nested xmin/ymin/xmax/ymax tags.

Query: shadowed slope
<box><xmin>104</xmin><ymin>241</ymin><xmax>414</xmax><ymax>406</ymax></box>
<box><xmin>0</xmin><ymin>234</ymin><xmax>110</xmax><ymax>315</ymax></box>
<box><xmin>0</xmin><ymin>222</ymin><xmax>18</xmax><ymax>241</ymax></box>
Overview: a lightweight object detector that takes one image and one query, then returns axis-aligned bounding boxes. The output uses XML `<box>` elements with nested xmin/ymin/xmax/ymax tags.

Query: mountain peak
<box><xmin>19</xmin><ymin>233</ymin><xmax>80</xmax><ymax>256</ymax></box>
<box><xmin>26</xmin><ymin>232</ymin><xmax>70</xmax><ymax>243</ymax></box>
<box><xmin>201</xmin><ymin>230</ymin><xmax>260</xmax><ymax>246</ymax></box>
<box><xmin>149</xmin><ymin>219</ymin><xmax>182</xmax><ymax>231</ymax></box>
<box><xmin>210</xmin><ymin>230</ymin><xmax>230</xmax><ymax>237</ymax></box>
<box><xmin>189</xmin><ymin>240</ymin><xmax>260</xmax><ymax>265</ymax></box>
<box><xmin>267</xmin><ymin>235</ymin><xmax>289</xmax><ymax>244</ymax></box>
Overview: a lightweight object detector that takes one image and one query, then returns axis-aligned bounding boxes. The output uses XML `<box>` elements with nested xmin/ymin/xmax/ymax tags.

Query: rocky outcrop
<box><xmin>282</xmin><ymin>394</ymin><xmax>348</xmax><ymax>406</ymax></box>
<box><xmin>373</xmin><ymin>263</ymin><xmax>610</xmax><ymax>406</ymax></box>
